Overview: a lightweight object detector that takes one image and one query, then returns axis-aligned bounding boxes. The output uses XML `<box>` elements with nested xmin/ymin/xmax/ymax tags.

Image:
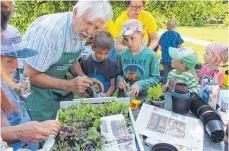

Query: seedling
<box><xmin>52</xmin><ymin>101</ymin><xmax>130</xmax><ymax>150</ymax></box>
<box><xmin>146</xmin><ymin>83</ymin><xmax>163</xmax><ymax>102</ymax></box>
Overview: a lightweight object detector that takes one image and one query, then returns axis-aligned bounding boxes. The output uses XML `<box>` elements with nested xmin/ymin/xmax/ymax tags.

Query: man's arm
<box><xmin>24</xmin><ymin>64</ymin><xmax>92</xmax><ymax>93</ymax></box>
<box><xmin>148</xmin><ymin>31</ymin><xmax>159</xmax><ymax>51</ymax></box>
<box><xmin>114</xmin><ymin>37</ymin><xmax>128</xmax><ymax>52</ymax></box>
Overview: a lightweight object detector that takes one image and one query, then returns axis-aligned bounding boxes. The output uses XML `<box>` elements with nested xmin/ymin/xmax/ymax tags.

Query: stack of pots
<box><xmin>171</xmin><ymin>83</ymin><xmax>193</xmax><ymax>114</ymax></box>
<box><xmin>190</xmin><ymin>93</ymin><xmax>225</xmax><ymax>143</ymax></box>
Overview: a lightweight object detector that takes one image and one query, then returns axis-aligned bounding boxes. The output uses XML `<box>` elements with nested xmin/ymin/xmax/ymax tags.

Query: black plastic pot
<box><xmin>205</xmin><ymin>120</ymin><xmax>225</xmax><ymax>142</ymax></box>
<box><xmin>150</xmin><ymin>96</ymin><xmax>165</xmax><ymax>108</ymax></box>
<box><xmin>189</xmin><ymin>93</ymin><xmax>225</xmax><ymax>142</ymax></box>
<box><xmin>151</xmin><ymin>143</ymin><xmax>178</xmax><ymax>151</ymax></box>
<box><xmin>172</xmin><ymin>93</ymin><xmax>193</xmax><ymax>114</ymax></box>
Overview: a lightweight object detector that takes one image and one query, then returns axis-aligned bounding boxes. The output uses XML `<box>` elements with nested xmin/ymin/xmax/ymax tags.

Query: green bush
<box><xmin>10</xmin><ymin>0</ymin><xmax>227</xmax><ymax>34</ymax></box>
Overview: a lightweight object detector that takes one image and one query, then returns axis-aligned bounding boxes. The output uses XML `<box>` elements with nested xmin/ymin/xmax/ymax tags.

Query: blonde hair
<box><xmin>167</xmin><ymin>19</ymin><xmax>177</xmax><ymax>31</ymax></box>
<box><xmin>206</xmin><ymin>43</ymin><xmax>228</xmax><ymax>65</ymax></box>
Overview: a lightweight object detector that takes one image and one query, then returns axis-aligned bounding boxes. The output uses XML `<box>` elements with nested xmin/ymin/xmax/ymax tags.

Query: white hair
<box><xmin>73</xmin><ymin>0</ymin><xmax>113</xmax><ymax>23</ymax></box>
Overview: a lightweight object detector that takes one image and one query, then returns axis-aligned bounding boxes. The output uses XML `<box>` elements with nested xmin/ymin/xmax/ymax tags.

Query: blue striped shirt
<box><xmin>19</xmin><ymin>12</ymin><xmax>86</xmax><ymax>72</ymax></box>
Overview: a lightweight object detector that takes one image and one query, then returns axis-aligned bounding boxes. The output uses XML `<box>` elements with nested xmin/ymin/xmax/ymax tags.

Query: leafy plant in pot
<box><xmin>146</xmin><ymin>83</ymin><xmax>165</xmax><ymax>108</ymax></box>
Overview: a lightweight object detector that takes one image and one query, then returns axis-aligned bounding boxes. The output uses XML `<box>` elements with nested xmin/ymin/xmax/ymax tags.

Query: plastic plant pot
<box><xmin>151</xmin><ymin>143</ymin><xmax>178</xmax><ymax>151</ymax></box>
<box><xmin>172</xmin><ymin>93</ymin><xmax>194</xmax><ymax>114</ymax></box>
<box><xmin>174</xmin><ymin>83</ymin><xmax>188</xmax><ymax>93</ymax></box>
<box><xmin>171</xmin><ymin>90</ymin><xmax>190</xmax><ymax>99</ymax></box>
<box><xmin>150</xmin><ymin>96</ymin><xmax>165</xmax><ymax>108</ymax></box>
<box><xmin>205</xmin><ymin>120</ymin><xmax>224</xmax><ymax>142</ymax></box>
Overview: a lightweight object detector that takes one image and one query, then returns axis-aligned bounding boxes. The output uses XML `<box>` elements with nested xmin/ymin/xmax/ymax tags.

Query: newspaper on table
<box><xmin>100</xmin><ymin>114</ymin><xmax>137</xmax><ymax>151</ymax></box>
<box><xmin>135</xmin><ymin>103</ymin><xmax>204</xmax><ymax>151</ymax></box>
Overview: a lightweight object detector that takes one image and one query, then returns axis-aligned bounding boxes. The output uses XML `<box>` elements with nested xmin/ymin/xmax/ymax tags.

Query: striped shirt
<box><xmin>18</xmin><ymin>12</ymin><xmax>86</xmax><ymax>72</ymax></box>
<box><xmin>167</xmin><ymin>69</ymin><xmax>201</xmax><ymax>94</ymax></box>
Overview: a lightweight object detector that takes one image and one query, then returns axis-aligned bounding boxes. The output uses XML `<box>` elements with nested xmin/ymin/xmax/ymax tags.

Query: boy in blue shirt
<box><xmin>159</xmin><ymin>19</ymin><xmax>184</xmax><ymax>84</ymax></box>
<box><xmin>117</xmin><ymin>19</ymin><xmax>160</xmax><ymax>98</ymax></box>
<box><xmin>71</xmin><ymin>31</ymin><xmax>117</xmax><ymax>97</ymax></box>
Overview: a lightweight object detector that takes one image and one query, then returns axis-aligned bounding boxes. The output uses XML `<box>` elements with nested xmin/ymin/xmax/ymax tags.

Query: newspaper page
<box><xmin>100</xmin><ymin>114</ymin><xmax>137</xmax><ymax>151</ymax></box>
<box><xmin>135</xmin><ymin>103</ymin><xmax>204</xmax><ymax>151</ymax></box>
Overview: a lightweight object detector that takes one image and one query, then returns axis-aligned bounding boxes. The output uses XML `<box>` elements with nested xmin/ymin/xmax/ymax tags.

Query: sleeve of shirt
<box><xmin>113</xmin><ymin>18</ymin><xmax>123</xmax><ymax>38</ymax></box>
<box><xmin>176</xmin><ymin>33</ymin><xmax>184</xmax><ymax>45</ymax></box>
<box><xmin>136</xmin><ymin>53</ymin><xmax>160</xmax><ymax>91</ymax></box>
<box><xmin>116</xmin><ymin>54</ymin><xmax>123</xmax><ymax>84</ymax></box>
<box><xmin>104</xmin><ymin>20</ymin><xmax>115</xmax><ymax>37</ymax></box>
<box><xmin>145</xmin><ymin>11</ymin><xmax>157</xmax><ymax>33</ymax></box>
<box><xmin>23</xmin><ymin>28</ymin><xmax>60</xmax><ymax>72</ymax></box>
<box><xmin>186</xmin><ymin>74</ymin><xmax>201</xmax><ymax>94</ymax></box>
<box><xmin>110</xmin><ymin>61</ymin><xmax>118</xmax><ymax>79</ymax></box>
<box><xmin>167</xmin><ymin>70</ymin><xmax>174</xmax><ymax>81</ymax></box>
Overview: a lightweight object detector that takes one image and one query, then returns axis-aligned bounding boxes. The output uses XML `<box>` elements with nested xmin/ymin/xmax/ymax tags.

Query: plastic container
<box><xmin>171</xmin><ymin>90</ymin><xmax>190</xmax><ymax>99</ymax></box>
<box><xmin>172</xmin><ymin>93</ymin><xmax>193</xmax><ymax>114</ymax></box>
<box><xmin>205</xmin><ymin>120</ymin><xmax>224</xmax><ymax>142</ymax></box>
<box><xmin>151</xmin><ymin>143</ymin><xmax>178</xmax><ymax>151</ymax></box>
<box><xmin>150</xmin><ymin>96</ymin><xmax>165</xmax><ymax>108</ymax></box>
<box><xmin>43</xmin><ymin>97</ymin><xmax>145</xmax><ymax>151</ymax></box>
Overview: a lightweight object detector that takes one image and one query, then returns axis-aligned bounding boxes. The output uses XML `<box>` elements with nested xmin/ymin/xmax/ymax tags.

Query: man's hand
<box><xmin>15</xmin><ymin>121</ymin><xmax>51</xmax><ymax>145</ymax></box>
<box><xmin>64</xmin><ymin>76</ymin><xmax>93</xmax><ymax>93</ymax></box>
<box><xmin>131</xmin><ymin>83</ymin><xmax>140</xmax><ymax>97</ymax></box>
<box><xmin>41</xmin><ymin>120</ymin><xmax>61</xmax><ymax>136</ymax></box>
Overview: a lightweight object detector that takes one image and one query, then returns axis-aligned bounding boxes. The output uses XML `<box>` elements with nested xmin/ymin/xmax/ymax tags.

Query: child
<box><xmin>163</xmin><ymin>47</ymin><xmax>201</xmax><ymax>94</ymax></box>
<box><xmin>72</xmin><ymin>31</ymin><xmax>117</xmax><ymax>97</ymax></box>
<box><xmin>200</xmin><ymin>43</ymin><xmax>228</xmax><ymax>87</ymax></box>
<box><xmin>117</xmin><ymin>19</ymin><xmax>160</xmax><ymax>98</ymax></box>
<box><xmin>159</xmin><ymin>19</ymin><xmax>184</xmax><ymax>84</ymax></box>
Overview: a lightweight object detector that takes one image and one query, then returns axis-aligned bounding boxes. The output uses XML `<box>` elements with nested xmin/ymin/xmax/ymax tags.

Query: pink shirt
<box><xmin>200</xmin><ymin>64</ymin><xmax>224</xmax><ymax>87</ymax></box>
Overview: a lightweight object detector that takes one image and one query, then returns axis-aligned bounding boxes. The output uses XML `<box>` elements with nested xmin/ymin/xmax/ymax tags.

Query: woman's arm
<box><xmin>1</xmin><ymin>121</ymin><xmax>50</xmax><ymax>144</ymax></box>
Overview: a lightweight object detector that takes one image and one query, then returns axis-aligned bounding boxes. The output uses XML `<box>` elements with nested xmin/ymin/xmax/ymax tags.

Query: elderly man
<box><xmin>20</xmin><ymin>1</ymin><xmax>113</xmax><ymax>121</ymax></box>
<box><xmin>114</xmin><ymin>0</ymin><xmax>158</xmax><ymax>52</ymax></box>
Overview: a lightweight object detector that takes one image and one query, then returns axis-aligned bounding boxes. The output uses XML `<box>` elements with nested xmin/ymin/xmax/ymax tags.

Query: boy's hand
<box><xmin>162</xmin><ymin>84</ymin><xmax>168</xmax><ymax>91</ymax></box>
<box><xmin>131</xmin><ymin>83</ymin><xmax>140</xmax><ymax>97</ymax></box>
<box><xmin>104</xmin><ymin>93</ymin><xmax>110</xmax><ymax>97</ymax></box>
<box><xmin>118</xmin><ymin>78</ymin><xmax>128</xmax><ymax>90</ymax></box>
<box><xmin>90</xmin><ymin>78</ymin><xmax>104</xmax><ymax>92</ymax></box>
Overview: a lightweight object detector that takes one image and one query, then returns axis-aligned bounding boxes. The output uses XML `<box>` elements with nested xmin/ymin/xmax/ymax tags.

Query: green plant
<box><xmin>11</xmin><ymin>1</ymin><xmax>227</xmax><ymax>34</ymax></box>
<box><xmin>53</xmin><ymin>101</ymin><xmax>130</xmax><ymax>150</ymax></box>
<box><xmin>146</xmin><ymin>83</ymin><xmax>163</xmax><ymax>102</ymax></box>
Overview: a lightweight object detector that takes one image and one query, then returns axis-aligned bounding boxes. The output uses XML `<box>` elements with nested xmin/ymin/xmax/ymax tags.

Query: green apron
<box><xmin>26</xmin><ymin>52</ymin><xmax>81</xmax><ymax>122</ymax></box>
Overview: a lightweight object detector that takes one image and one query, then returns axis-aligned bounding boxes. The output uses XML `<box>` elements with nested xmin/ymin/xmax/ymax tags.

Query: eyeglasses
<box><xmin>131</xmin><ymin>5</ymin><xmax>144</xmax><ymax>10</ymax></box>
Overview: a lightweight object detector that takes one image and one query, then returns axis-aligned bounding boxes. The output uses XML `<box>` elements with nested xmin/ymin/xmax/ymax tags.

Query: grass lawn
<box><xmin>157</xmin><ymin>24</ymin><xmax>228</xmax><ymax>64</ymax></box>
